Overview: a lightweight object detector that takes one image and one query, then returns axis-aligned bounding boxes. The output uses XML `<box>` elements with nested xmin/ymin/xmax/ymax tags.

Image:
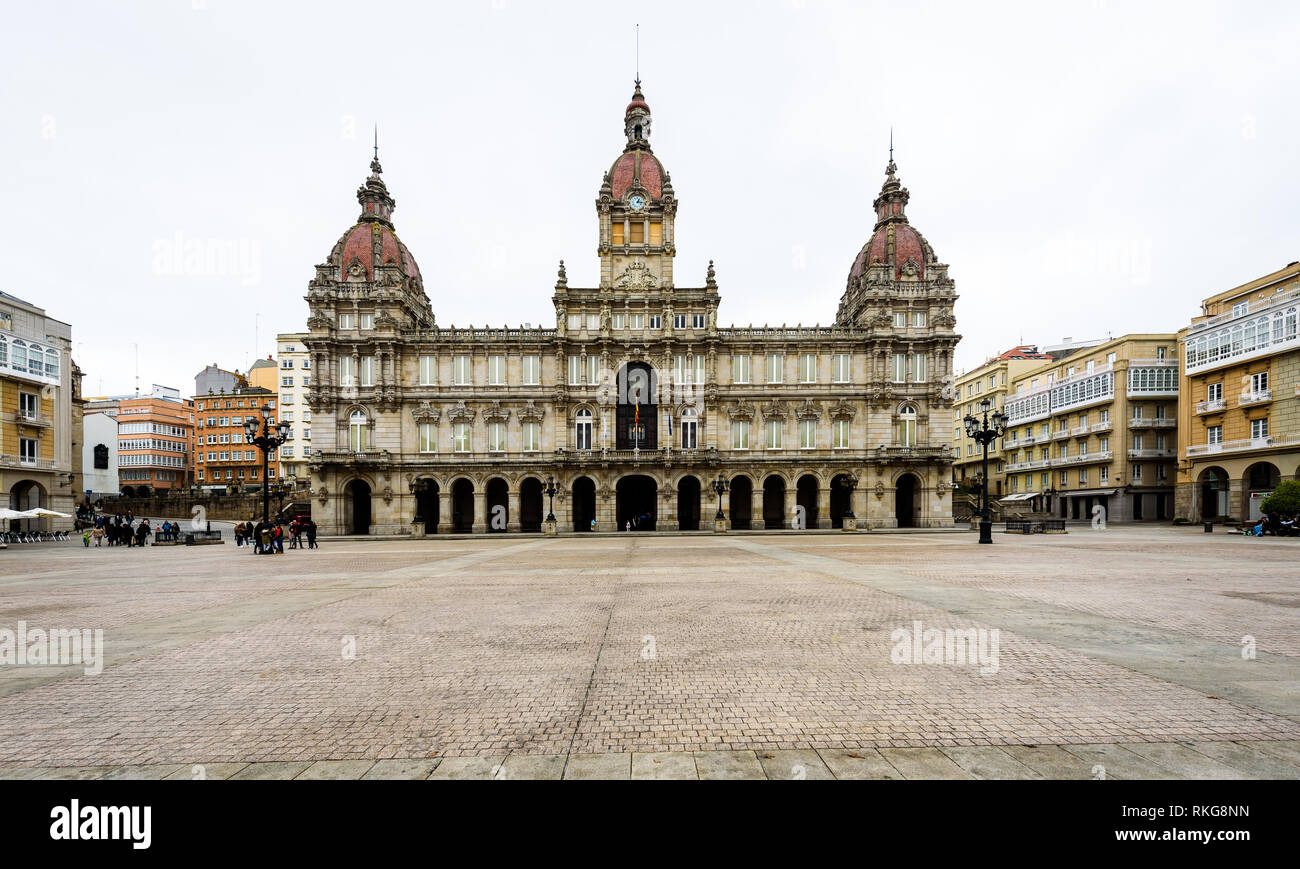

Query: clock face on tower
<box><xmin>629</xmin><ymin>194</ymin><xmax>645</xmax><ymax>211</ymax></box>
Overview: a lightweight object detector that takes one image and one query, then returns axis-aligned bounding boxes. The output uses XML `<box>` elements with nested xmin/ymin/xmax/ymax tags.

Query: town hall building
<box><xmin>303</xmin><ymin>83</ymin><xmax>960</xmax><ymax>534</ymax></box>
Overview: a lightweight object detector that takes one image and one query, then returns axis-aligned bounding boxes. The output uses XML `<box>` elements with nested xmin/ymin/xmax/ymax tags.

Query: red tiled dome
<box><xmin>847</xmin><ymin>223</ymin><xmax>926</xmax><ymax>284</ymax></box>
<box><xmin>609</xmin><ymin>151</ymin><xmax>664</xmax><ymax>201</ymax></box>
<box><xmin>330</xmin><ymin>223</ymin><xmax>420</xmax><ymax>282</ymax></box>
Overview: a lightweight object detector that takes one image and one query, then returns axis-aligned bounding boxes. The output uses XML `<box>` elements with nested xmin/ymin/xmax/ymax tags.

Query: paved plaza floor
<box><xmin>1</xmin><ymin>526</ymin><xmax>1298</xmax><ymax>779</ymax></box>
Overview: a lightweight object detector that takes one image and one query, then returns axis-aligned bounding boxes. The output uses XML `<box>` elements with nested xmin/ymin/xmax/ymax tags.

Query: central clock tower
<box><xmin>596</xmin><ymin>80</ymin><xmax>676</xmax><ymax>292</ymax></box>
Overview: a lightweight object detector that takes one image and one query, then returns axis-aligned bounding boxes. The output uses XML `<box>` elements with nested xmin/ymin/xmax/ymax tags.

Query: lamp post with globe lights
<box><xmin>963</xmin><ymin>398</ymin><xmax>1008</xmax><ymax>544</ymax></box>
<box><xmin>243</xmin><ymin>405</ymin><xmax>291</xmax><ymax>525</ymax></box>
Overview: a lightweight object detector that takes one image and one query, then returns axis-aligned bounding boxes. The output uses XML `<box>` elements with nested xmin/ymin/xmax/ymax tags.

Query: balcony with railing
<box><xmin>1049</xmin><ymin>451</ymin><xmax>1114</xmax><ymax>468</ymax></box>
<box><xmin>1127</xmin><ymin>417</ymin><xmax>1176</xmax><ymax>429</ymax></box>
<box><xmin>1051</xmin><ymin>429</ymin><xmax>1072</xmax><ymax>441</ymax></box>
<box><xmin>1195</xmin><ymin>398</ymin><xmax>1226</xmax><ymax>415</ymax></box>
<box><xmin>1239</xmin><ymin>389</ymin><xmax>1273</xmax><ymax>407</ymax></box>
<box><xmin>1089</xmin><ymin>420</ymin><xmax>1113</xmax><ymax>433</ymax></box>
<box><xmin>1070</xmin><ymin>425</ymin><xmax>1090</xmax><ymax>437</ymax></box>
<box><xmin>1186</xmin><ymin>433</ymin><xmax>1300</xmax><ymax>457</ymax></box>
<box><xmin>1127</xmin><ymin>448</ymin><xmax>1176</xmax><ymax>459</ymax></box>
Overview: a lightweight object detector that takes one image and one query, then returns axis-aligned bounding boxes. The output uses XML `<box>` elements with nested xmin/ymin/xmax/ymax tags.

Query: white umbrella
<box><xmin>0</xmin><ymin>508</ymin><xmax>30</xmax><ymax>520</ymax></box>
<box><xmin>24</xmin><ymin>508</ymin><xmax>72</xmax><ymax>518</ymax></box>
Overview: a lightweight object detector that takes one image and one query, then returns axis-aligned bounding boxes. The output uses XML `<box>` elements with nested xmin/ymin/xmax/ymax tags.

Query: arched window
<box><xmin>348</xmin><ymin>410</ymin><xmax>368</xmax><ymax>452</ymax></box>
<box><xmin>0</xmin><ymin>336</ymin><xmax>7</xmax><ymax>367</ymax></box>
<box><xmin>11</xmin><ymin>340</ymin><xmax>27</xmax><ymax>373</ymax></box>
<box><xmin>897</xmin><ymin>405</ymin><xmax>917</xmax><ymax>447</ymax></box>
<box><xmin>575</xmin><ymin>408</ymin><xmax>593</xmax><ymax>451</ymax></box>
<box><xmin>680</xmin><ymin>407</ymin><xmax>698</xmax><ymax>449</ymax></box>
<box><xmin>45</xmin><ymin>349</ymin><xmax>58</xmax><ymax>378</ymax></box>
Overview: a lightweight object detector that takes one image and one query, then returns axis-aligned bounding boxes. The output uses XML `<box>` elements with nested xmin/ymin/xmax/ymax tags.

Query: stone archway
<box><xmin>676</xmin><ymin>475</ymin><xmax>701</xmax><ymax>531</ymax></box>
<box><xmin>1197</xmin><ymin>466</ymin><xmax>1228</xmax><ymax>520</ymax></box>
<box><xmin>345</xmin><ymin>479</ymin><xmax>372</xmax><ymax>535</ymax></box>
<box><xmin>9</xmin><ymin>479</ymin><xmax>45</xmax><ymax>532</ymax></box>
<box><xmin>519</xmin><ymin>478</ymin><xmax>544</xmax><ymax>532</ymax></box>
<box><xmin>1244</xmin><ymin>462</ymin><xmax>1281</xmax><ymax>522</ymax></box>
<box><xmin>616</xmin><ymin>475</ymin><xmax>657</xmax><ymax>531</ymax></box>
<box><xmin>486</xmin><ymin>477</ymin><xmax>509</xmax><ymax>533</ymax></box>
<box><xmin>830</xmin><ymin>474</ymin><xmax>854</xmax><ymax>529</ymax></box>
<box><xmin>796</xmin><ymin>475</ymin><xmax>819</xmax><ymax>530</ymax></box>
<box><xmin>895</xmin><ymin>474</ymin><xmax>919</xmax><ymax>528</ymax></box>
<box><xmin>451</xmin><ymin>478</ymin><xmax>474</xmax><ymax>533</ymax></box>
<box><xmin>572</xmin><ymin>476</ymin><xmax>596</xmax><ymax>532</ymax></box>
<box><xmin>762</xmin><ymin>475</ymin><xmax>785</xmax><ymax>529</ymax></box>
<box><xmin>729</xmin><ymin>475</ymin><xmax>753</xmax><ymax>530</ymax></box>
<box><xmin>413</xmin><ymin>479</ymin><xmax>439</xmax><ymax>533</ymax></box>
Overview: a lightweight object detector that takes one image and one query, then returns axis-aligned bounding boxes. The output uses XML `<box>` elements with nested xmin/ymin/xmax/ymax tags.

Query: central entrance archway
<box><xmin>345</xmin><ymin>479</ymin><xmax>372</xmax><ymax>535</ymax></box>
<box><xmin>520</xmin><ymin>478</ymin><xmax>544</xmax><ymax>532</ymax></box>
<box><xmin>830</xmin><ymin>474</ymin><xmax>853</xmax><ymax>528</ymax></box>
<box><xmin>1198</xmin><ymin>466</ymin><xmax>1228</xmax><ymax>520</ymax></box>
<box><xmin>676</xmin><ymin>475</ymin><xmax>701</xmax><ymax>531</ymax></box>
<box><xmin>797</xmin><ymin>475</ymin><xmax>819</xmax><ymax>530</ymax></box>
<box><xmin>616</xmin><ymin>475</ymin><xmax>657</xmax><ymax>530</ymax></box>
<box><xmin>762</xmin><ymin>476</ymin><xmax>785</xmax><ymax>529</ymax></box>
<box><xmin>413</xmin><ymin>479</ymin><xmax>439</xmax><ymax>533</ymax></box>
<box><xmin>486</xmin><ymin>478</ymin><xmax>509</xmax><ymax>532</ymax></box>
<box><xmin>572</xmin><ymin>476</ymin><xmax>596</xmax><ymax>532</ymax></box>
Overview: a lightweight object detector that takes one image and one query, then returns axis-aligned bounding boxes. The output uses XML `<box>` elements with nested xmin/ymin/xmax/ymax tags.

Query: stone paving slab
<box><xmin>228</xmin><ymin>761</ymin><xmax>313</xmax><ymax>781</ymax></box>
<box><xmin>1119</xmin><ymin>742</ymin><xmax>1251</xmax><ymax>780</ymax></box>
<box><xmin>694</xmin><ymin>750</ymin><xmax>765</xmax><ymax>780</ymax></box>
<box><xmin>879</xmin><ymin>748</ymin><xmax>975</xmax><ymax>780</ymax></box>
<box><xmin>297</xmin><ymin>760</ymin><xmax>379</xmax><ymax>780</ymax></box>
<box><xmin>1056</xmin><ymin>744</ymin><xmax>1180</xmax><ymax>780</ymax></box>
<box><xmin>501</xmin><ymin>755</ymin><xmax>566</xmax><ymax>780</ymax></box>
<box><xmin>164</xmin><ymin>763</ymin><xmax>250</xmax><ymax>780</ymax></box>
<box><xmin>361</xmin><ymin>759</ymin><xmax>443</xmax><ymax>780</ymax></box>
<box><xmin>940</xmin><ymin>746</ymin><xmax>1044</xmax><ymax>780</ymax></box>
<box><xmin>632</xmin><ymin>752</ymin><xmax>697</xmax><ymax>780</ymax></box>
<box><xmin>1183</xmin><ymin>741</ymin><xmax>1300</xmax><ymax>780</ymax></box>
<box><xmin>427</xmin><ymin>757</ymin><xmax>508</xmax><ymax>780</ymax></box>
<box><xmin>757</xmin><ymin>749</ymin><xmax>836</xmax><ymax>780</ymax></box>
<box><xmin>818</xmin><ymin>749</ymin><xmax>905</xmax><ymax>780</ymax></box>
<box><xmin>563</xmin><ymin>753</ymin><xmax>631</xmax><ymax>780</ymax></box>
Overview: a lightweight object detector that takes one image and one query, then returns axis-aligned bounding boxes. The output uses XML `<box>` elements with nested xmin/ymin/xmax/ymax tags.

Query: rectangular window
<box><xmin>1207</xmin><ymin>425</ymin><xmax>1222</xmax><ymax>445</ymax></box>
<box><xmin>648</xmin><ymin>315</ymin><xmax>661</xmax><ymax>330</ymax></box>
<box><xmin>765</xmin><ymin>419</ymin><xmax>782</xmax><ymax>449</ymax></box>
<box><xmin>280</xmin><ymin>376</ymin><xmax>293</xmax><ymax>388</ymax></box>
<box><xmin>692</xmin><ymin>314</ymin><xmax>705</xmax><ymax>329</ymax></box>
<box><xmin>674</xmin><ymin>353</ymin><xmax>688</xmax><ymax>384</ymax></box>
<box><xmin>693</xmin><ymin>356</ymin><xmax>705</xmax><ymax>386</ymax></box>
<box><xmin>338</xmin><ymin>356</ymin><xmax>356</xmax><ymax>387</ymax></box>
<box><xmin>766</xmin><ymin>354</ymin><xmax>784</xmax><ymax>384</ymax></box>
<box><xmin>522</xmin><ymin>355</ymin><xmax>540</xmax><ymax>385</ymax></box>
<box><xmin>628</xmin><ymin>313</ymin><xmax>644</xmax><ymax>329</ymax></box>
<box><xmin>799</xmin><ymin>353</ymin><xmax>817</xmax><ymax>383</ymax></box>
<box><xmin>487</xmin><ymin>422</ymin><xmax>506</xmax><ymax>452</ymax></box>
<box><xmin>586</xmin><ymin>314</ymin><xmax>600</xmax><ymax>332</ymax></box>
<box><xmin>832</xmin><ymin>419</ymin><xmax>849</xmax><ymax>449</ymax></box>
<box><xmin>585</xmin><ymin>355</ymin><xmax>599</xmax><ymax>385</ymax></box>
<box><xmin>418</xmin><ymin>422</ymin><xmax>436</xmax><ymax>453</ymax></box>
<box><xmin>18</xmin><ymin>392</ymin><xmax>37</xmax><ymax>419</ymax></box>
<box><xmin>611</xmin><ymin>223</ymin><xmax>624</xmax><ymax>245</ymax></box>
<box><xmin>453</xmin><ymin>422</ymin><xmax>471</xmax><ymax>453</ymax></box>
<box><xmin>912</xmin><ymin>311</ymin><xmax>927</xmax><ymax>328</ymax></box>
<box><xmin>487</xmin><ymin>355</ymin><xmax>506</xmax><ymax>386</ymax></box>
<box><xmin>1207</xmin><ymin>382</ymin><xmax>1222</xmax><ymax>402</ymax></box>
<box><xmin>359</xmin><ymin>355</ymin><xmax>376</xmax><ymax>387</ymax></box>
<box><xmin>893</xmin><ymin>311</ymin><xmax>906</xmax><ymax>329</ymax></box>
<box><xmin>910</xmin><ymin>353</ymin><xmax>927</xmax><ymax>382</ymax></box>
<box><xmin>673</xmin><ymin>314</ymin><xmax>687</xmax><ymax>330</ymax></box>
<box><xmin>612</xmin><ymin>313</ymin><xmax>626</xmax><ymax>330</ymax></box>
<box><xmin>891</xmin><ymin>353</ymin><xmax>906</xmax><ymax>383</ymax></box>
<box><xmin>1251</xmin><ymin>418</ymin><xmax>1269</xmax><ymax>439</ymax></box>
<box><xmin>568</xmin><ymin>355</ymin><xmax>581</xmax><ymax>385</ymax></box>
<box><xmin>523</xmin><ymin>421</ymin><xmax>540</xmax><ymax>452</ymax></box>
<box><xmin>800</xmin><ymin>419</ymin><xmax>815</xmax><ymax>449</ymax></box>
<box><xmin>731</xmin><ymin>420</ymin><xmax>749</xmax><ymax>450</ymax></box>
<box><xmin>1100</xmin><ymin>466</ymin><xmax>1109</xmax><ymax>482</ymax></box>
<box><xmin>453</xmin><ymin>356</ymin><xmax>472</xmax><ymax>386</ymax></box>
<box><xmin>832</xmin><ymin>354</ymin><xmax>850</xmax><ymax>383</ymax></box>
<box><xmin>1132</xmin><ymin>464</ymin><xmax>1142</xmax><ymax>481</ymax></box>
<box><xmin>629</xmin><ymin>222</ymin><xmax>644</xmax><ymax>244</ymax></box>
<box><xmin>418</xmin><ymin>356</ymin><xmax>436</xmax><ymax>386</ymax></box>
<box><xmin>360</xmin><ymin>313</ymin><xmax>374</xmax><ymax>330</ymax></box>
<box><xmin>1250</xmin><ymin>371</ymin><xmax>1269</xmax><ymax>393</ymax></box>
<box><xmin>732</xmin><ymin>355</ymin><xmax>750</xmax><ymax>384</ymax></box>
<box><xmin>19</xmin><ymin>437</ymin><xmax>37</xmax><ymax>464</ymax></box>
<box><xmin>649</xmin><ymin>222</ymin><xmax>663</xmax><ymax>245</ymax></box>
<box><xmin>338</xmin><ymin>313</ymin><xmax>355</xmax><ymax>330</ymax></box>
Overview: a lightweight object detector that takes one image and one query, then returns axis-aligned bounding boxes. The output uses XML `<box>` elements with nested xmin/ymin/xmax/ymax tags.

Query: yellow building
<box><xmin>0</xmin><ymin>292</ymin><xmax>77</xmax><ymax>530</ymax></box>
<box><xmin>1177</xmin><ymin>262</ymin><xmax>1300</xmax><ymax>522</ymax></box>
<box><xmin>1001</xmin><ymin>334</ymin><xmax>1179</xmax><ymax>522</ymax></box>
<box><xmin>951</xmin><ymin>346</ymin><xmax>1053</xmax><ymax>508</ymax></box>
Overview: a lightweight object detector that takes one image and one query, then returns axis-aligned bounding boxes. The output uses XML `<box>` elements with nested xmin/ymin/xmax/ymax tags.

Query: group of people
<box><xmin>83</xmin><ymin>513</ymin><xmax>153</xmax><ymax>547</ymax></box>
<box><xmin>234</xmin><ymin>516</ymin><xmax>317</xmax><ymax>554</ymax></box>
<box><xmin>1245</xmin><ymin>512</ymin><xmax>1300</xmax><ymax>537</ymax></box>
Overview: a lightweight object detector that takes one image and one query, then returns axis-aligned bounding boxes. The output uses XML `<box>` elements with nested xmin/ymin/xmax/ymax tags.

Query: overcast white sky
<box><xmin>4</xmin><ymin>0</ymin><xmax>1297</xmax><ymax>396</ymax></box>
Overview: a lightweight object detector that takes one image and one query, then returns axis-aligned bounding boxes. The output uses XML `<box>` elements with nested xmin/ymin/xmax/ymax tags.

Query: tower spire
<box><xmin>635</xmin><ymin>23</ymin><xmax>640</xmax><ymax>86</ymax></box>
<box><xmin>374</xmin><ymin>124</ymin><xmax>379</xmax><ymax>161</ymax></box>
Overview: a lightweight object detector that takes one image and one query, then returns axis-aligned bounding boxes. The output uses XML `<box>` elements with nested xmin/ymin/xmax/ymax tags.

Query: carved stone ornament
<box><xmin>795</xmin><ymin>399</ymin><xmax>822</xmax><ymax>421</ymax></box>
<box><xmin>519</xmin><ymin>400</ymin><xmax>546</xmax><ymax>422</ymax></box>
<box><xmin>874</xmin><ymin>481</ymin><xmax>886</xmax><ymax>499</ymax></box>
<box><xmin>411</xmin><ymin>401</ymin><xmax>440</xmax><ymax>423</ymax></box>
<box><xmin>482</xmin><ymin>400</ymin><xmax>510</xmax><ymax>423</ymax></box>
<box><xmin>901</xmin><ymin>258</ymin><xmax>920</xmax><ymax>278</ymax></box>
<box><xmin>828</xmin><ymin>399</ymin><xmax>857</xmax><ymax>420</ymax></box>
<box><xmin>728</xmin><ymin>402</ymin><xmax>755</xmax><ymax>421</ymax></box>
<box><xmin>306</xmin><ymin>313</ymin><xmax>332</xmax><ymax>331</ymax></box>
<box><xmin>318</xmin><ymin>486</ymin><xmax>330</xmax><ymax>504</ymax></box>
<box><xmin>760</xmin><ymin>400</ymin><xmax>788</xmax><ymax>421</ymax></box>
<box><xmin>613</xmin><ymin>259</ymin><xmax>659</xmax><ymax>291</ymax></box>
<box><xmin>448</xmin><ymin>401</ymin><xmax>476</xmax><ymax>422</ymax></box>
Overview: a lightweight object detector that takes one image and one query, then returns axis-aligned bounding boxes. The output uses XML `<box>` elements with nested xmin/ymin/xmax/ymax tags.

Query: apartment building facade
<box><xmin>951</xmin><ymin>346</ymin><xmax>1054</xmax><ymax>497</ymax></box>
<box><xmin>275</xmin><ymin>334</ymin><xmax>312</xmax><ymax>485</ymax></box>
<box><xmin>1177</xmin><ymin>262</ymin><xmax>1300</xmax><ymax>522</ymax></box>
<box><xmin>1001</xmin><ymin>334</ymin><xmax>1180</xmax><ymax>522</ymax></box>
<box><xmin>115</xmin><ymin>386</ymin><xmax>194</xmax><ymax>494</ymax></box>
<box><xmin>191</xmin><ymin>385</ymin><xmax>279</xmax><ymax>491</ymax></box>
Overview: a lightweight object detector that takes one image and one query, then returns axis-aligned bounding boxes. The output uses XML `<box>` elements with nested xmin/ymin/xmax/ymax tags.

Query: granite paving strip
<box><xmin>361</xmin><ymin>759</ymin><xmax>443</xmax><ymax>780</ymax></box>
<box><xmin>1181</xmin><ymin>742</ymin><xmax>1300</xmax><ymax>779</ymax></box>
<box><xmin>427</xmin><ymin>757</ymin><xmax>509</xmax><ymax>780</ymax></box>
<box><xmin>101</xmin><ymin>763</ymin><xmax>188</xmax><ymax>780</ymax></box>
<box><xmin>163</xmin><ymin>762</ymin><xmax>251</xmax><ymax>780</ymax></box>
<box><xmin>1117</xmin><ymin>742</ymin><xmax>1251</xmax><ymax>779</ymax></box>
<box><xmin>1246</xmin><ymin>740</ymin><xmax>1300</xmax><ymax>766</ymax></box>
<box><xmin>757</xmin><ymin>749</ymin><xmax>836</xmax><ymax>780</ymax></box>
<box><xmin>501</xmin><ymin>754</ymin><xmax>566</xmax><ymax>780</ymax></box>
<box><xmin>694</xmin><ymin>750</ymin><xmax>766</xmax><ymax>780</ymax></box>
<box><xmin>631</xmin><ymin>752</ymin><xmax>698</xmax><ymax>780</ymax></box>
<box><xmin>939</xmin><ymin>746</ymin><xmax>1044</xmax><ymax>780</ymax></box>
<box><xmin>228</xmin><ymin>761</ymin><xmax>313</xmax><ymax>780</ymax></box>
<box><xmin>879</xmin><ymin>747</ymin><xmax>975</xmax><ymax>779</ymax></box>
<box><xmin>563</xmin><ymin>753</ymin><xmax>631</xmax><ymax>780</ymax></box>
<box><xmin>1056</xmin><ymin>744</ymin><xmax>1181</xmax><ymax>780</ymax></box>
<box><xmin>817</xmin><ymin>748</ymin><xmax>906</xmax><ymax>780</ymax></box>
<box><xmin>296</xmin><ymin>760</ymin><xmax>378</xmax><ymax>780</ymax></box>
<box><xmin>1002</xmin><ymin>745</ymin><xmax>1116</xmax><ymax>779</ymax></box>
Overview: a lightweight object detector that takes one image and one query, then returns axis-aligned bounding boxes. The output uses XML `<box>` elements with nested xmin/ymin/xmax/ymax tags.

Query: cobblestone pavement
<box><xmin>0</xmin><ymin>526</ymin><xmax>1297</xmax><ymax>778</ymax></box>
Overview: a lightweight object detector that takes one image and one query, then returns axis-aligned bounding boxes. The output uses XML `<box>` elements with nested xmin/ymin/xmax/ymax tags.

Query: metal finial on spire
<box><xmin>374</xmin><ymin>125</ymin><xmax>379</xmax><ymax>161</ymax></box>
<box><xmin>889</xmin><ymin>127</ymin><xmax>893</xmax><ymax>162</ymax></box>
<box><xmin>636</xmin><ymin>23</ymin><xmax>640</xmax><ymax>85</ymax></box>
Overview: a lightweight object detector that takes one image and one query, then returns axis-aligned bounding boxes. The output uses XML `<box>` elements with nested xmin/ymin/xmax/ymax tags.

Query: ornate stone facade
<box><xmin>304</xmin><ymin>84</ymin><xmax>960</xmax><ymax>534</ymax></box>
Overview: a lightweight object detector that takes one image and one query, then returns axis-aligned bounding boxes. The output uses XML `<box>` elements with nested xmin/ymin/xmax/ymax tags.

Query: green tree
<box><xmin>1260</xmin><ymin>479</ymin><xmax>1300</xmax><ymax>515</ymax></box>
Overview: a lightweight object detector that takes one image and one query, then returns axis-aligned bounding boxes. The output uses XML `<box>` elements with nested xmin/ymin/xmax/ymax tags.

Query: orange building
<box><xmin>192</xmin><ymin>385</ymin><xmax>280</xmax><ymax>492</ymax></box>
<box><xmin>116</xmin><ymin>386</ymin><xmax>194</xmax><ymax>495</ymax></box>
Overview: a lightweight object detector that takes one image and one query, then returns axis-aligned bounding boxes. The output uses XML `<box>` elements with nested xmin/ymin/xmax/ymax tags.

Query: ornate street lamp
<box><xmin>544</xmin><ymin>475</ymin><xmax>557</xmax><ymax>522</ymax></box>
<box><xmin>963</xmin><ymin>398</ymin><xmax>1008</xmax><ymax>544</ymax></box>
<box><xmin>409</xmin><ymin>477</ymin><xmax>429</xmax><ymax>527</ymax></box>
<box><xmin>839</xmin><ymin>471</ymin><xmax>859</xmax><ymax>519</ymax></box>
<box><xmin>244</xmin><ymin>405</ymin><xmax>291</xmax><ymax>525</ymax></box>
<box><xmin>711</xmin><ymin>473</ymin><xmax>729</xmax><ymax>521</ymax></box>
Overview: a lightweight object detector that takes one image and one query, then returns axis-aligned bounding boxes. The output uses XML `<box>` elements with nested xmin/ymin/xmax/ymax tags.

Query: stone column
<box><xmin>507</xmin><ymin>489</ymin><xmax>521</xmax><ymax>533</ymax></box>
<box><xmin>437</xmin><ymin>490</ymin><xmax>452</xmax><ymax>534</ymax></box>
<box><xmin>556</xmin><ymin>490</ymin><xmax>571</xmax><ymax>532</ymax></box>
<box><xmin>472</xmin><ymin>491</ymin><xmax>487</xmax><ymax>533</ymax></box>
<box><xmin>751</xmin><ymin>485</ymin><xmax>764</xmax><ymax>531</ymax></box>
<box><xmin>658</xmin><ymin>482</ymin><xmax>675</xmax><ymax>530</ymax></box>
<box><xmin>597</xmin><ymin>484</ymin><xmax>616</xmax><ymax>532</ymax></box>
<box><xmin>783</xmin><ymin>485</ymin><xmax>797</xmax><ymax>531</ymax></box>
<box><xmin>852</xmin><ymin>486</ymin><xmax>868</xmax><ymax>526</ymax></box>
<box><xmin>818</xmin><ymin>486</ymin><xmax>833</xmax><ymax>529</ymax></box>
<box><xmin>1228</xmin><ymin>478</ymin><xmax>1245</xmax><ymax>522</ymax></box>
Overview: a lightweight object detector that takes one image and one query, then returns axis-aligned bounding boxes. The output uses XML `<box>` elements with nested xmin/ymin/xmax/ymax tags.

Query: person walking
<box><xmin>305</xmin><ymin>518</ymin><xmax>318</xmax><ymax>549</ymax></box>
<box><xmin>92</xmin><ymin>524</ymin><xmax>104</xmax><ymax>547</ymax></box>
